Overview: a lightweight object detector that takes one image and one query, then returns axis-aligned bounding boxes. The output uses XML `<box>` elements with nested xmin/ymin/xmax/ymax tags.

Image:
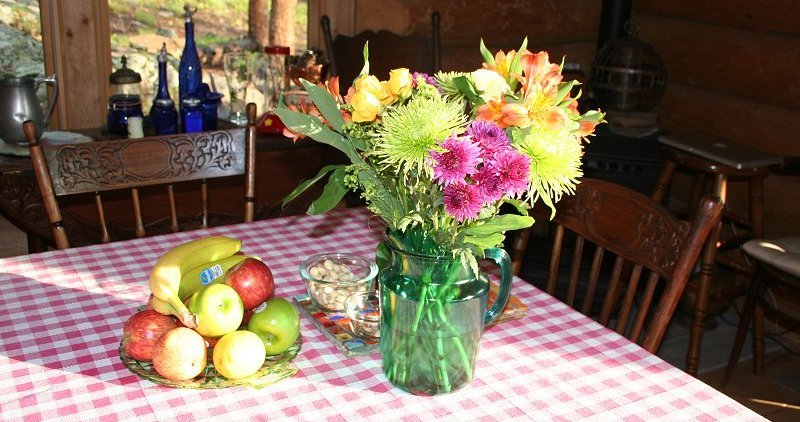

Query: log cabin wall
<box><xmin>352</xmin><ymin>0</ymin><xmax>602</xmax><ymax>75</ymax></box>
<box><xmin>633</xmin><ymin>1</ymin><xmax>800</xmax><ymax>236</ymax></box>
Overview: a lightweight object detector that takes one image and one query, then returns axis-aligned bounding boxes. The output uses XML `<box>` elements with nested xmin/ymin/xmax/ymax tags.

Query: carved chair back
<box><xmin>321</xmin><ymin>12</ymin><xmax>440</xmax><ymax>88</ymax></box>
<box><xmin>543</xmin><ymin>179</ymin><xmax>722</xmax><ymax>353</ymax></box>
<box><xmin>24</xmin><ymin>103</ymin><xmax>258</xmax><ymax>250</ymax></box>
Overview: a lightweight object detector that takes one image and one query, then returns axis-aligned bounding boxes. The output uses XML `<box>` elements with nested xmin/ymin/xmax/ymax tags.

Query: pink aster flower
<box><xmin>466</xmin><ymin>120</ymin><xmax>511</xmax><ymax>158</ymax></box>
<box><xmin>472</xmin><ymin>165</ymin><xmax>503</xmax><ymax>204</ymax></box>
<box><xmin>493</xmin><ymin>149</ymin><xmax>531</xmax><ymax>197</ymax></box>
<box><xmin>443</xmin><ymin>182</ymin><xmax>483</xmax><ymax>222</ymax></box>
<box><xmin>430</xmin><ymin>135</ymin><xmax>481</xmax><ymax>186</ymax></box>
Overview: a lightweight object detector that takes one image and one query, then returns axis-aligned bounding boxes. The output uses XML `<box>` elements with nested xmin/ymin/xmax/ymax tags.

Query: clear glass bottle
<box><xmin>149</xmin><ymin>43</ymin><xmax>178</xmax><ymax>135</ymax></box>
<box><xmin>178</xmin><ymin>3</ymin><xmax>202</xmax><ymax>103</ymax></box>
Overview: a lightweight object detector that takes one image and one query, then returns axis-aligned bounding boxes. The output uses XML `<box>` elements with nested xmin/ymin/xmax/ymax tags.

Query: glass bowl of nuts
<box><xmin>300</xmin><ymin>253</ymin><xmax>378</xmax><ymax>312</ymax></box>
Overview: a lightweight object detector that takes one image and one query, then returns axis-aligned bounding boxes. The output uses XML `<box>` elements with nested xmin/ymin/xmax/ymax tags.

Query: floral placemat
<box><xmin>294</xmin><ymin>282</ymin><xmax>528</xmax><ymax>358</ymax></box>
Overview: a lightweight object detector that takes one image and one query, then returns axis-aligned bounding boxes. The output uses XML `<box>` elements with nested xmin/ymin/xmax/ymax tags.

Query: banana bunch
<box><xmin>148</xmin><ymin>236</ymin><xmax>243</xmax><ymax>328</ymax></box>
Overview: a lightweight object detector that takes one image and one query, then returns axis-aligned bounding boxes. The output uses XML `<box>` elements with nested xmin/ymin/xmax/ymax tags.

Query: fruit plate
<box><xmin>119</xmin><ymin>333</ymin><xmax>301</xmax><ymax>389</ymax></box>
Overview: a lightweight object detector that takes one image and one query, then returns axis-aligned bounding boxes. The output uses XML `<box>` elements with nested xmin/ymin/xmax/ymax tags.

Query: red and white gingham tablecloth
<box><xmin>0</xmin><ymin>207</ymin><xmax>763</xmax><ymax>421</ymax></box>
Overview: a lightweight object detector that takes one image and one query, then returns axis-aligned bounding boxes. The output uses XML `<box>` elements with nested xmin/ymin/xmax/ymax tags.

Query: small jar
<box><xmin>107</xmin><ymin>95</ymin><xmax>144</xmax><ymax>135</ymax></box>
<box><xmin>181</xmin><ymin>97</ymin><xmax>203</xmax><ymax>133</ymax></box>
<box><xmin>150</xmin><ymin>98</ymin><xmax>178</xmax><ymax>135</ymax></box>
<box><xmin>108</xmin><ymin>56</ymin><xmax>143</xmax><ymax>135</ymax></box>
<box><xmin>201</xmin><ymin>92</ymin><xmax>223</xmax><ymax>131</ymax></box>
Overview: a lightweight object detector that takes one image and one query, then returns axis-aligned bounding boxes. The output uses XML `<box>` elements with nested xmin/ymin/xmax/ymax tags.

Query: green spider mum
<box><xmin>510</xmin><ymin>123</ymin><xmax>584</xmax><ymax>216</ymax></box>
<box><xmin>372</xmin><ymin>95</ymin><xmax>468</xmax><ymax>178</ymax></box>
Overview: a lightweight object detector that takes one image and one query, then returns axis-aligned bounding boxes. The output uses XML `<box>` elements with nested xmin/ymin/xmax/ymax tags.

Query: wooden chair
<box><xmin>24</xmin><ymin>103</ymin><xmax>258</xmax><ymax>250</ymax></box>
<box><xmin>321</xmin><ymin>11</ymin><xmax>441</xmax><ymax>87</ymax></box>
<box><xmin>537</xmin><ymin>179</ymin><xmax>723</xmax><ymax>353</ymax></box>
<box><xmin>722</xmin><ymin>237</ymin><xmax>800</xmax><ymax>387</ymax></box>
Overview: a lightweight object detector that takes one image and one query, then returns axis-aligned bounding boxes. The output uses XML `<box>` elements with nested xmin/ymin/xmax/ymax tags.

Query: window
<box><xmin>107</xmin><ymin>0</ymin><xmax>308</xmax><ymax>112</ymax></box>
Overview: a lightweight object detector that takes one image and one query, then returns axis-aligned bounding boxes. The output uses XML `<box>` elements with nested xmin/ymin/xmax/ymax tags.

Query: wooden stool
<box><xmin>652</xmin><ymin>133</ymin><xmax>782</xmax><ymax>376</ymax></box>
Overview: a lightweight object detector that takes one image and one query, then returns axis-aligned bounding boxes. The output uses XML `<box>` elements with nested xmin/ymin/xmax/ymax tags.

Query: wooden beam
<box><xmin>40</xmin><ymin>0</ymin><xmax>112</xmax><ymax>130</ymax></box>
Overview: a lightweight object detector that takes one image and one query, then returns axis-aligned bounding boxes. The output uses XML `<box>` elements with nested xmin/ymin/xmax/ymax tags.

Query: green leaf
<box><xmin>453</xmin><ymin>75</ymin><xmax>484</xmax><ymax>105</ymax></box>
<box><xmin>555</xmin><ymin>80</ymin><xmax>576</xmax><ymax>103</ymax></box>
<box><xmin>479</xmin><ymin>39</ymin><xmax>495</xmax><ymax>65</ymax></box>
<box><xmin>375</xmin><ymin>243</ymin><xmax>391</xmax><ymax>271</ymax></box>
<box><xmin>301</xmin><ymin>79</ymin><xmax>345</xmax><ymax>131</ymax></box>
<box><xmin>273</xmin><ymin>108</ymin><xmax>361</xmax><ymax>163</ymax></box>
<box><xmin>507</xmin><ymin>37</ymin><xmax>528</xmax><ymax>91</ymax></box>
<box><xmin>359</xmin><ymin>41</ymin><xmax>370</xmax><ymax>77</ymax></box>
<box><xmin>307</xmin><ymin>167</ymin><xmax>348</xmax><ymax>215</ymax></box>
<box><xmin>282</xmin><ymin>164</ymin><xmax>345</xmax><ymax>208</ymax></box>
<box><xmin>464</xmin><ymin>214</ymin><xmax>534</xmax><ymax>236</ymax></box>
<box><xmin>502</xmin><ymin>198</ymin><xmax>533</xmax><ymax>218</ymax></box>
<box><xmin>463</xmin><ymin>233</ymin><xmax>506</xmax><ymax>250</ymax></box>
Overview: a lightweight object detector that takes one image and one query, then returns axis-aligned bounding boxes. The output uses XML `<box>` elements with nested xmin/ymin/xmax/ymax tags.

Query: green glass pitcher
<box><xmin>378</xmin><ymin>240</ymin><xmax>512</xmax><ymax>395</ymax></box>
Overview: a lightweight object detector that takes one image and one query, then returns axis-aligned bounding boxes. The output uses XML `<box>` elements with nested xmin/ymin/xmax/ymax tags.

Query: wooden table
<box><xmin>0</xmin><ymin>207</ymin><xmax>763</xmax><ymax>420</ymax></box>
<box><xmin>0</xmin><ymin>130</ymin><xmax>345</xmax><ymax>252</ymax></box>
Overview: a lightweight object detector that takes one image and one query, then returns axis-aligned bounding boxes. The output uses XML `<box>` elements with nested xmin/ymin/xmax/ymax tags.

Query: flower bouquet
<box><xmin>275</xmin><ymin>38</ymin><xmax>604</xmax><ymax>394</ymax></box>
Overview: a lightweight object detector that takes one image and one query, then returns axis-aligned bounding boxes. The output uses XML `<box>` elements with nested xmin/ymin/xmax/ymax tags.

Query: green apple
<box><xmin>247</xmin><ymin>297</ymin><xmax>300</xmax><ymax>355</ymax></box>
<box><xmin>187</xmin><ymin>283</ymin><xmax>244</xmax><ymax>338</ymax></box>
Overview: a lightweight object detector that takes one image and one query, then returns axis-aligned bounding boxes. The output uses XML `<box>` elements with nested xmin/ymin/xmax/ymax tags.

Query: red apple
<box><xmin>223</xmin><ymin>258</ymin><xmax>274</xmax><ymax>310</ymax></box>
<box><xmin>122</xmin><ymin>310</ymin><xmax>179</xmax><ymax>361</ymax></box>
<box><xmin>151</xmin><ymin>327</ymin><xmax>207</xmax><ymax>381</ymax></box>
<box><xmin>242</xmin><ymin>308</ymin><xmax>255</xmax><ymax>326</ymax></box>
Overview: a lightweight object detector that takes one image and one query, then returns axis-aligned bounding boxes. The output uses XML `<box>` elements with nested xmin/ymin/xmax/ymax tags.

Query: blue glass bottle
<box><xmin>178</xmin><ymin>4</ymin><xmax>202</xmax><ymax>102</ymax></box>
<box><xmin>181</xmin><ymin>97</ymin><xmax>203</xmax><ymax>133</ymax></box>
<box><xmin>149</xmin><ymin>43</ymin><xmax>178</xmax><ymax>135</ymax></box>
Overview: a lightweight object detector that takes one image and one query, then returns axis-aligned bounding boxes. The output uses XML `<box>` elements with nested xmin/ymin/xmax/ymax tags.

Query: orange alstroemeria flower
<box><xmin>500</xmin><ymin>103</ymin><xmax>531</xmax><ymax>128</ymax></box>
<box><xmin>483</xmin><ymin>48</ymin><xmax>531</xmax><ymax>80</ymax></box>
<box><xmin>542</xmin><ymin>107</ymin><xmax>567</xmax><ymax>132</ymax></box>
<box><xmin>519</xmin><ymin>51</ymin><xmax>563</xmax><ymax>101</ymax></box>
<box><xmin>323</xmin><ymin>76</ymin><xmax>343</xmax><ymax>103</ymax></box>
<box><xmin>578</xmin><ymin>119</ymin><xmax>599</xmax><ymax>137</ymax></box>
<box><xmin>477</xmin><ymin>99</ymin><xmax>531</xmax><ymax>129</ymax></box>
<box><xmin>282</xmin><ymin>98</ymin><xmax>322</xmax><ymax>142</ymax></box>
<box><xmin>476</xmin><ymin>99</ymin><xmax>506</xmax><ymax>126</ymax></box>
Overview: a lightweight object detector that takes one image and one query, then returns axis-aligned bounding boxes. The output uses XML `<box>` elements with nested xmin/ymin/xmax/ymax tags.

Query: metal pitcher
<box><xmin>0</xmin><ymin>74</ymin><xmax>58</xmax><ymax>146</ymax></box>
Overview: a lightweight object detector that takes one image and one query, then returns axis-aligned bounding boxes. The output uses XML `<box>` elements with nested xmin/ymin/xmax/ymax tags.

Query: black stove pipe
<box><xmin>597</xmin><ymin>0</ymin><xmax>632</xmax><ymax>50</ymax></box>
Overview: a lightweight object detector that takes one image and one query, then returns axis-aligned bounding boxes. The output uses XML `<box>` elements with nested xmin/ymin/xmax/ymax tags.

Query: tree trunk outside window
<box><xmin>248</xmin><ymin>0</ymin><xmax>269</xmax><ymax>51</ymax></box>
<box><xmin>268</xmin><ymin>0</ymin><xmax>296</xmax><ymax>48</ymax></box>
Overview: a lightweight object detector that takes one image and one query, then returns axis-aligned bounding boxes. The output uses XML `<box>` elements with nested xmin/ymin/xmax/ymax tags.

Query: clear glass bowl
<box><xmin>300</xmin><ymin>253</ymin><xmax>378</xmax><ymax>312</ymax></box>
<box><xmin>345</xmin><ymin>291</ymin><xmax>381</xmax><ymax>340</ymax></box>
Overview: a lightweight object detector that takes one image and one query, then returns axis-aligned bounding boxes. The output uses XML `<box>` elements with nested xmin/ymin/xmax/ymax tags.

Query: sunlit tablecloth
<box><xmin>0</xmin><ymin>207</ymin><xmax>763</xmax><ymax>421</ymax></box>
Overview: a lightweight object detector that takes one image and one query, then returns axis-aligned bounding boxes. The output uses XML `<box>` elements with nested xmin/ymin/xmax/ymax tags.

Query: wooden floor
<box><xmin>700</xmin><ymin>350</ymin><xmax>800</xmax><ymax>421</ymax></box>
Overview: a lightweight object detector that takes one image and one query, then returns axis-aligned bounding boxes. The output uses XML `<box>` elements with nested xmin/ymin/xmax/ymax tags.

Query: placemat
<box><xmin>294</xmin><ymin>282</ymin><xmax>529</xmax><ymax>358</ymax></box>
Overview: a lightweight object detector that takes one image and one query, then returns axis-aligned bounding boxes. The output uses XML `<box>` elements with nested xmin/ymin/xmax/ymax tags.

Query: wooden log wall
<box><xmin>635</xmin><ymin>0</ymin><xmax>800</xmax><ymax>236</ymax></box>
<box><xmin>352</xmin><ymin>0</ymin><xmax>601</xmax><ymax>75</ymax></box>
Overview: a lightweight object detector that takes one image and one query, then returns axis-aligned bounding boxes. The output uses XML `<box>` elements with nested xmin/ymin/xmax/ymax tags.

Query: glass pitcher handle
<box><xmin>483</xmin><ymin>247</ymin><xmax>512</xmax><ymax>326</ymax></box>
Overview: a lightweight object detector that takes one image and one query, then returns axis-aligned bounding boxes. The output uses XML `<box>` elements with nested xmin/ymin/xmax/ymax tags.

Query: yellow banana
<box><xmin>148</xmin><ymin>235</ymin><xmax>242</xmax><ymax>328</ymax></box>
<box><xmin>148</xmin><ymin>294</ymin><xmax>178</xmax><ymax>316</ymax></box>
<box><xmin>177</xmin><ymin>254</ymin><xmax>249</xmax><ymax>300</ymax></box>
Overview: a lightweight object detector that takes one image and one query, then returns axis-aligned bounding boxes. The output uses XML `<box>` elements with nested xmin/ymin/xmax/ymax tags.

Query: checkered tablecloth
<box><xmin>0</xmin><ymin>207</ymin><xmax>763</xmax><ymax>421</ymax></box>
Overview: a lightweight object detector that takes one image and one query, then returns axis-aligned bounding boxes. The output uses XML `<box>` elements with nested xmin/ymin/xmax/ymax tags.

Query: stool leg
<box><xmin>749</xmin><ymin>175</ymin><xmax>765</xmax><ymax>238</ymax></box>
<box><xmin>685</xmin><ymin>173</ymin><xmax>727</xmax><ymax>376</ymax></box>
<box><xmin>652</xmin><ymin>158</ymin><xmax>677</xmax><ymax>204</ymax></box>
<box><xmin>753</xmin><ymin>302</ymin><xmax>765</xmax><ymax>374</ymax></box>
<box><xmin>722</xmin><ymin>264</ymin><xmax>762</xmax><ymax>387</ymax></box>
